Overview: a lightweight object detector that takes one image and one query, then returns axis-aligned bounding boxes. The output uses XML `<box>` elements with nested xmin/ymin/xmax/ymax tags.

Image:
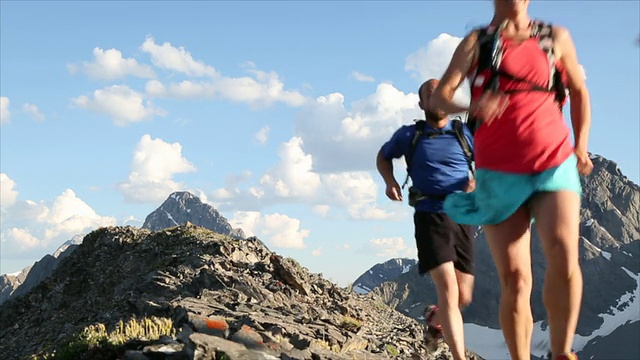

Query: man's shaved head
<box><xmin>418</xmin><ymin>79</ymin><xmax>439</xmax><ymax>109</ymax></box>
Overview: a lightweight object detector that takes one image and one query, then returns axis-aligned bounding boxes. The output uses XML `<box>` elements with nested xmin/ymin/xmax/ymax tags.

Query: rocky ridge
<box><xmin>0</xmin><ymin>224</ymin><xmax>483</xmax><ymax>360</ymax></box>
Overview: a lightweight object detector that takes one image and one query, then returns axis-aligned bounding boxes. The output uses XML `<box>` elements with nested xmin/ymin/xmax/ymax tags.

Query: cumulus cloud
<box><xmin>62</xmin><ymin>37</ymin><xmax>308</xmax><ymax>111</ymax></box>
<box><xmin>141</xmin><ymin>37</ymin><xmax>218</xmax><ymax>78</ymax></box>
<box><xmin>312</xmin><ymin>205</ymin><xmax>330</xmax><ymax>217</ymax></box>
<box><xmin>144</xmin><ymin>66</ymin><xmax>307</xmax><ymax>108</ymax></box>
<box><xmin>311</xmin><ymin>247</ymin><xmax>322</xmax><ymax>256</ymax></box>
<box><xmin>229</xmin><ymin>211</ymin><xmax>309</xmax><ymax>249</ymax></box>
<box><xmin>22</xmin><ymin>103</ymin><xmax>45</xmax><ymax>121</ymax></box>
<box><xmin>71</xmin><ymin>85</ymin><xmax>167</xmax><ymax>126</ymax></box>
<box><xmin>257</xmin><ymin>137</ymin><xmax>322</xmax><ymax>199</ymax></box>
<box><xmin>351</xmin><ymin>71</ymin><xmax>375</xmax><ymax>82</ymax></box>
<box><xmin>118</xmin><ymin>134</ymin><xmax>197</xmax><ymax>203</ymax></box>
<box><xmin>255</xmin><ymin>125</ymin><xmax>270</xmax><ymax>145</ymax></box>
<box><xmin>1</xmin><ymin>173</ymin><xmax>18</xmax><ymax>209</ymax></box>
<box><xmin>322</xmin><ymin>172</ymin><xmax>393</xmax><ymax>220</ymax></box>
<box><xmin>359</xmin><ymin>237</ymin><xmax>415</xmax><ymax>258</ymax></box>
<box><xmin>1</xmin><ymin>189</ymin><xmax>117</xmax><ymax>256</ymax></box>
<box><xmin>1</xmin><ymin>97</ymin><xmax>10</xmax><ymax>125</ymax></box>
<box><xmin>67</xmin><ymin>47</ymin><xmax>155</xmax><ymax>80</ymax></box>
<box><xmin>210</xmin><ymin>136</ymin><xmax>395</xmax><ymax>220</ymax></box>
<box><xmin>405</xmin><ymin>33</ymin><xmax>470</xmax><ymax>106</ymax></box>
<box><xmin>295</xmin><ymin>83</ymin><xmax>421</xmax><ymax>173</ymax></box>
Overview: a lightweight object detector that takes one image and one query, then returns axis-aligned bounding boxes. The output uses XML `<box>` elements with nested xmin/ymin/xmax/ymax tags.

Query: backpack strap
<box><xmin>468</xmin><ymin>22</ymin><xmax>507</xmax><ymax>134</ymax></box>
<box><xmin>451</xmin><ymin>119</ymin><xmax>475</xmax><ymax>176</ymax></box>
<box><xmin>532</xmin><ymin>20</ymin><xmax>569</xmax><ymax>108</ymax></box>
<box><xmin>402</xmin><ymin>120</ymin><xmax>426</xmax><ymax>189</ymax></box>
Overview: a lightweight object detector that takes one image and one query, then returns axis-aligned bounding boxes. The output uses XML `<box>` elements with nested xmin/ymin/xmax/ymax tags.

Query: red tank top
<box><xmin>469</xmin><ymin>36</ymin><xmax>574</xmax><ymax>174</ymax></box>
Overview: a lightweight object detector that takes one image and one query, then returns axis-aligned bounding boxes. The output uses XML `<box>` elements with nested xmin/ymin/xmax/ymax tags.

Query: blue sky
<box><xmin>1</xmin><ymin>1</ymin><xmax>638</xmax><ymax>286</ymax></box>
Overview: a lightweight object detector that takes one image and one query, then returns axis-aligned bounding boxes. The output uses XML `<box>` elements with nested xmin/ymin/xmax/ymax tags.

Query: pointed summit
<box><xmin>142</xmin><ymin>191</ymin><xmax>245</xmax><ymax>239</ymax></box>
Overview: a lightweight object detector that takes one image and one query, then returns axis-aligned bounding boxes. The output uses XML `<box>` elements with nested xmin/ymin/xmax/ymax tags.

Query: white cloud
<box><xmin>352</xmin><ymin>71</ymin><xmax>375</xmax><ymax>82</ymax></box>
<box><xmin>22</xmin><ymin>103</ymin><xmax>45</xmax><ymax>121</ymax></box>
<box><xmin>295</xmin><ymin>83</ymin><xmax>421</xmax><ymax>173</ymax></box>
<box><xmin>311</xmin><ymin>247</ymin><xmax>322</xmax><ymax>256</ymax></box>
<box><xmin>140</xmin><ymin>38</ymin><xmax>306</xmax><ymax>108</ymax></box>
<box><xmin>118</xmin><ymin>134</ymin><xmax>197</xmax><ymax>203</ymax></box>
<box><xmin>145</xmin><ymin>68</ymin><xmax>307</xmax><ymax>108</ymax></box>
<box><xmin>141</xmin><ymin>36</ymin><xmax>218</xmax><ymax>78</ymax></box>
<box><xmin>229</xmin><ymin>211</ymin><xmax>309</xmax><ymax>249</ymax></box>
<box><xmin>405</xmin><ymin>33</ymin><xmax>470</xmax><ymax>106</ymax></box>
<box><xmin>1</xmin><ymin>97</ymin><xmax>10</xmax><ymax>125</ymax></box>
<box><xmin>255</xmin><ymin>125</ymin><xmax>270</xmax><ymax>145</ymax></box>
<box><xmin>0</xmin><ymin>173</ymin><xmax>18</xmax><ymax>209</ymax></box>
<box><xmin>67</xmin><ymin>47</ymin><xmax>155</xmax><ymax>80</ymax></box>
<box><xmin>71</xmin><ymin>85</ymin><xmax>167</xmax><ymax>126</ymax></box>
<box><xmin>322</xmin><ymin>172</ymin><xmax>393</xmax><ymax>220</ymax></box>
<box><xmin>312</xmin><ymin>205</ymin><xmax>330</xmax><ymax>217</ymax></box>
<box><xmin>1</xmin><ymin>189</ymin><xmax>116</xmax><ymax>256</ymax></box>
<box><xmin>257</xmin><ymin>137</ymin><xmax>321</xmax><ymax>199</ymax></box>
<box><xmin>361</xmin><ymin>237</ymin><xmax>413</xmax><ymax>258</ymax></box>
<box><xmin>2</xmin><ymin>228</ymin><xmax>40</xmax><ymax>253</ymax></box>
<box><xmin>211</xmin><ymin>136</ymin><xmax>395</xmax><ymax>220</ymax></box>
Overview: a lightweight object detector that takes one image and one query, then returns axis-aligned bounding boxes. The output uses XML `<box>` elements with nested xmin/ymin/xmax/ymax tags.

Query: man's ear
<box><xmin>418</xmin><ymin>101</ymin><xmax>424</xmax><ymax>110</ymax></box>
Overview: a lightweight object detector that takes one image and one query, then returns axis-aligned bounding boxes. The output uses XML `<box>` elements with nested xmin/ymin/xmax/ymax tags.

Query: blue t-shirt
<box><xmin>380</xmin><ymin>120</ymin><xmax>474</xmax><ymax>213</ymax></box>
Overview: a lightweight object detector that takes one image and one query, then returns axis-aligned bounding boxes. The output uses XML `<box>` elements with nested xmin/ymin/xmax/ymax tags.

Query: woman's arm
<box><xmin>555</xmin><ymin>26</ymin><xmax>591</xmax><ymax>154</ymax></box>
<box><xmin>430</xmin><ymin>31</ymin><xmax>507</xmax><ymax>123</ymax></box>
<box><xmin>429</xmin><ymin>31</ymin><xmax>479</xmax><ymax>116</ymax></box>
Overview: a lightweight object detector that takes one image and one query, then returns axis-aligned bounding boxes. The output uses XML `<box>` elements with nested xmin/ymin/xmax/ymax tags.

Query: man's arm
<box><xmin>376</xmin><ymin>149</ymin><xmax>402</xmax><ymax>201</ymax></box>
<box><xmin>555</xmin><ymin>26</ymin><xmax>593</xmax><ymax>176</ymax></box>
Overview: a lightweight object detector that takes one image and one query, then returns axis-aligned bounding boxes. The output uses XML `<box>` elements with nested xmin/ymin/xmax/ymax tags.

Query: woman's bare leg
<box><xmin>531</xmin><ymin>191</ymin><xmax>582</xmax><ymax>357</ymax></box>
<box><xmin>483</xmin><ymin>207</ymin><xmax>534</xmax><ymax>360</ymax></box>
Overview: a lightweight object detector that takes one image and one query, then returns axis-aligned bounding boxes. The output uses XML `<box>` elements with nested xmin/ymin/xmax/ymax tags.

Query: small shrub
<box><xmin>385</xmin><ymin>344</ymin><xmax>400</xmax><ymax>356</ymax></box>
<box><xmin>33</xmin><ymin>316</ymin><xmax>175</xmax><ymax>359</ymax></box>
<box><xmin>340</xmin><ymin>316</ymin><xmax>362</xmax><ymax>332</ymax></box>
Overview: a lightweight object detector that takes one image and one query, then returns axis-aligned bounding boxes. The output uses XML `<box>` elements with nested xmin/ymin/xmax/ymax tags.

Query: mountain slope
<box><xmin>0</xmin><ymin>224</ymin><xmax>484</xmax><ymax>360</ymax></box>
<box><xmin>361</xmin><ymin>154</ymin><xmax>640</xmax><ymax>359</ymax></box>
<box><xmin>0</xmin><ymin>234</ymin><xmax>84</xmax><ymax>305</ymax></box>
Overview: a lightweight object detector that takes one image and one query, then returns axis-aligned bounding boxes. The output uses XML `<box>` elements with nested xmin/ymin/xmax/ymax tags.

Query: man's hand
<box><xmin>575</xmin><ymin>149</ymin><xmax>594</xmax><ymax>176</ymax></box>
<box><xmin>463</xmin><ymin>178</ymin><xmax>476</xmax><ymax>193</ymax></box>
<box><xmin>386</xmin><ymin>182</ymin><xmax>403</xmax><ymax>201</ymax></box>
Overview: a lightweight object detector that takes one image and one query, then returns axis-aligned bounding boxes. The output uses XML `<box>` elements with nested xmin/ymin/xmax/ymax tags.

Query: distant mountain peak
<box><xmin>142</xmin><ymin>191</ymin><xmax>245</xmax><ymax>239</ymax></box>
<box><xmin>169</xmin><ymin>190</ymin><xmax>198</xmax><ymax>202</ymax></box>
<box><xmin>352</xmin><ymin>257</ymin><xmax>417</xmax><ymax>294</ymax></box>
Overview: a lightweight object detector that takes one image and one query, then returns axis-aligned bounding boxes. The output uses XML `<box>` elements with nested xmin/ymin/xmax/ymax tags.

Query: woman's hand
<box><xmin>575</xmin><ymin>148</ymin><xmax>594</xmax><ymax>176</ymax></box>
<box><xmin>471</xmin><ymin>91</ymin><xmax>509</xmax><ymax>125</ymax></box>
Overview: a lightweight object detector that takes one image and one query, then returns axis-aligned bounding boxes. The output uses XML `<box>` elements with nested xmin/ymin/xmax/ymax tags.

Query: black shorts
<box><xmin>414</xmin><ymin>211</ymin><xmax>474</xmax><ymax>275</ymax></box>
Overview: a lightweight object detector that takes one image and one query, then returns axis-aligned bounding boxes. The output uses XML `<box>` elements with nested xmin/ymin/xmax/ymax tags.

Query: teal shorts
<box><xmin>443</xmin><ymin>154</ymin><xmax>582</xmax><ymax>226</ymax></box>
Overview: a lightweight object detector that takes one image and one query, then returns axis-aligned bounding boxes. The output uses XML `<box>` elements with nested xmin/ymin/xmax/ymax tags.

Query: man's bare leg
<box><xmin>430</xmin><ymin>262</ymin><xmax>467</xmax><ymax>360</ymax></box>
